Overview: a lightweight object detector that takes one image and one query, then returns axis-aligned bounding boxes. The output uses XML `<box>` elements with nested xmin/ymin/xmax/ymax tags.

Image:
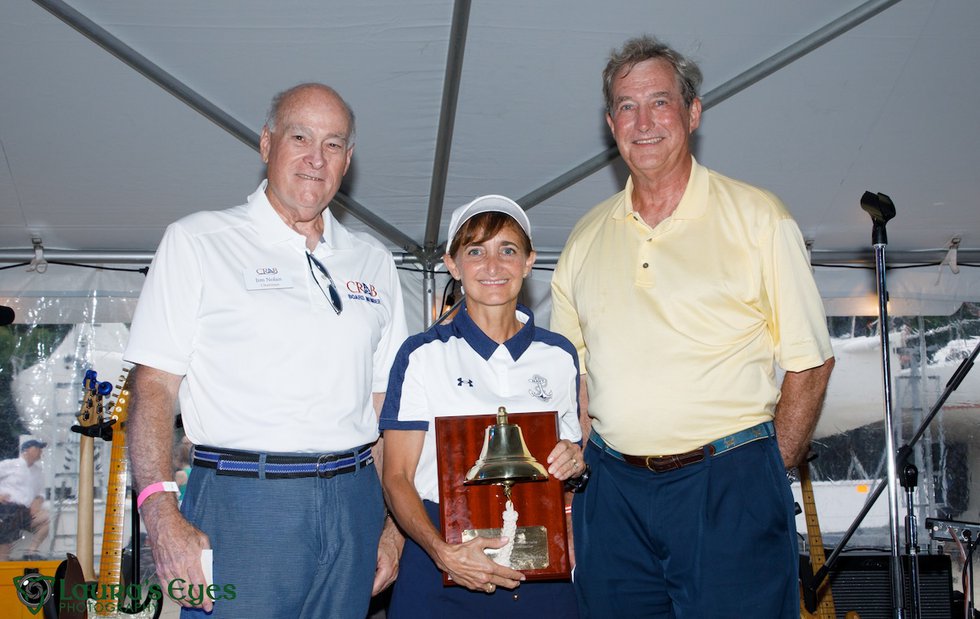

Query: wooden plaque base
<box><xmin>434</xmin><ymin>411</ymin><xmax>570</xmax><ymax>584</ymax></box>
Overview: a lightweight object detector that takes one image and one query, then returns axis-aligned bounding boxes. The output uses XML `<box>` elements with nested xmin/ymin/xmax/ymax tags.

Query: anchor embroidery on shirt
<box><xmin>528</xmin><ymin>375</ymin><xmax>553</xmax><ymax>402</ymax></box>
<box><xmin>457</xmin><ymin>378</ymin><xmax>474</xmax><ymax>387</ymax></box>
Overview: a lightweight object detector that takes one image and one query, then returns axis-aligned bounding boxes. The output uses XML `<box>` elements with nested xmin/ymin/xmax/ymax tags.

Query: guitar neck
<box><xmin>96</xmin><ymin>427</ymin><xmax>128</xmax><ymax>597</ymax></box>
<box><xmin>95</xmin><ymin>378</ymin><xmax>132</xmax><ymax>616</ymax></box>
<box><xmin>77</xmin><ymin>435</ymin><xmax>96</xmax><ymax>583</ymax></box>
<box><xmin>800</xmin><ymin>464</ymin><xmax>828</xmax><ymax>571</ymax></box>
<box><xmin>799</xmin><ymin>462</ymin><xmax>836</xmax><ymax>619</ymax></box>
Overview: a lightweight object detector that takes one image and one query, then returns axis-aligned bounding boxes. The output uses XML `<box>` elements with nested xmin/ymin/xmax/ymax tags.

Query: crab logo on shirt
<box><xmin>344</xmin><ymin>280</ymin><xmax>382</xmax><ymax>304</ymax></box>
<box><xmin>528</xmin><ymin>375</ymin><xmax>553</xmax><ymax>402</ymax></box>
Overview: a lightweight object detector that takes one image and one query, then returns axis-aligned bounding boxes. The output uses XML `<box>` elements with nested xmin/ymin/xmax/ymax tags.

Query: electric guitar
<box><xmin>91</xmin><ymin>370</ymin><xmax>161</xmax><ymax>618</ymax></box>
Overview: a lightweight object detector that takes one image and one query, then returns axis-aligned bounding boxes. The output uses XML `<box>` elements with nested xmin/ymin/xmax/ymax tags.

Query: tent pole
<box><xmin>423</xmin><ymin>0</ymin><xmax>472</xmax><ymax>255</ymax></box>
<box><xmin>32</xmin><ymin>0</ymin><xmax>255</xmax><ymax>149</ymax></box>
<box><xmin>422</xmin><ymin>269</ymin><xmax>437</xmax><ymax>329</ymax></box>
<box><xmin>703</xmin><ymin>0</ymin><xmax>903</xmax><ymax>109</ymax></box>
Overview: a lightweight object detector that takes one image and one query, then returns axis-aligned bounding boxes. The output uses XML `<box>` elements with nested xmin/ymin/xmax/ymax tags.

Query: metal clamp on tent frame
<box><xmin>27</xmin><ymin>236</ymin><xmax>48</xmax><ymax>273</ymax></box>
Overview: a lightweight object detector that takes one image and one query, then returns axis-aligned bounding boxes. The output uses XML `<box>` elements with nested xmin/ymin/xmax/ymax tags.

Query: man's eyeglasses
<box><xmin>306</xmin><ymin>252</ymin><xmax>344</xmax><ymax>315</ymax></box>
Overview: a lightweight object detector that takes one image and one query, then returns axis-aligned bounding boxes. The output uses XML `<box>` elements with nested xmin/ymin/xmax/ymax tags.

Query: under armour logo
<box><xmin>457</xmin><ymin>378</ymin><xmax>474</xmax><ymax>387</ymax></box>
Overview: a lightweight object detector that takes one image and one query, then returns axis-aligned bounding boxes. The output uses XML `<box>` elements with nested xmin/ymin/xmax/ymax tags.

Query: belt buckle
<box><xmin>644</xmin><ymin>450</ymin><xmax>705</xmax><ymax>473</ymax></box>
<box><xmin>644</xmin><ymin>455</ymin><xmax>678</xmax><ymax>473</ymax></box>
<box><xmin>316</xmin><ymin>453</ymin><xmax>339</xmax><ymax>478</ymax></box>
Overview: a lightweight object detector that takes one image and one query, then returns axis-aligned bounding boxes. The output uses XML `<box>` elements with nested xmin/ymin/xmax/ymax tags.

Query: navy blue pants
<box><xmin>572</xmin><ymin>436</ymin><xmax>798</xmax><ymax>618</ymax></box>
<box><xmin>388</xmin><ymin>500</ymin><xmax>579</xmax><ymax>619</ymax></box>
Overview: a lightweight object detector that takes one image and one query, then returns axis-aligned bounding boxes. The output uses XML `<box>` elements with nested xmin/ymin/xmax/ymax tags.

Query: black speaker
<box><xmin>802</xmin><ymin>552</ymin><xmax>953</xmax><ymax>619</ymax></box>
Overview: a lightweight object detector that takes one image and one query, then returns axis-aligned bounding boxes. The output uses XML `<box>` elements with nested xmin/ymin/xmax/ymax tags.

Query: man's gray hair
<box><xmin>603</xmin><ymin>35</ymin><xmax>703</xmax><ymax>115</ymax></box>
<box><xmin>264</xmin><ymin>83</ymin><xmax>356</xmax><ymax>148</ymax></box>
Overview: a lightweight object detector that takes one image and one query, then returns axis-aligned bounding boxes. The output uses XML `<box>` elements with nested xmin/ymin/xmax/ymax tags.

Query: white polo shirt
<box><xmin>379</xmin><ymin>303</ymin><xmax>581</xmax><ymax>503</ymax></box>
<box><xmin>125</xmin><ymin>181</ymin><xmax>407</xmax><ymax>453</ymax></box>
<box><xmin>0</xmin><ymin>457</ymin><xmax>43</xmax><ymax>506</ymax></box>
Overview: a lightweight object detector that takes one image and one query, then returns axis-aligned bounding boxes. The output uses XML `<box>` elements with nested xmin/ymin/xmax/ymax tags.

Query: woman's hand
<box><xmin>547</xmin><ymin>439</ymin><xmax>585</xmax><ymax>481</ymax></box>
<box><xmin>434</xmin><ymin>536</ymin><xmax>525</xmax><ymax>593</ymax></box>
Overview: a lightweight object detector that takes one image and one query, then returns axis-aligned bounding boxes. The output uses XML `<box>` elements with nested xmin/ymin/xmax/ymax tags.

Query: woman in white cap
<box><xmin>379</xmin><ymin>195</ymin><xmax>584</xmax><ymax>618</ymax></box>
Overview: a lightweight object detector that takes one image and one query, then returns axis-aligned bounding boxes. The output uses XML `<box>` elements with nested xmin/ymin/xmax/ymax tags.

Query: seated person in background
<box><xmin>0</xmin><ymin>439</ymin><xmax>50</xmax><ymax>561</ymax></box>
<box><xmin>380</xmin><ymin>195</ymin><xmax>588</xmax><ymax>618</ymax></box>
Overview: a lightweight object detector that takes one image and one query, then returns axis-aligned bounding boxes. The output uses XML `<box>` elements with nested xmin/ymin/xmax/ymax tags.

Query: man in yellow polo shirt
<box><xmin>551</xmin><ymin>35</ymin><xmax>835</xmax><ymax>618</ymax></box>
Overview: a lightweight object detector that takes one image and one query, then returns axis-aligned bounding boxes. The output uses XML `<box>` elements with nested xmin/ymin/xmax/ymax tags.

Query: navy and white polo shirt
<box><xmin>380</xmin><ymin>302</ymin><xmax>581</xmax><ymax>503</ymax></box>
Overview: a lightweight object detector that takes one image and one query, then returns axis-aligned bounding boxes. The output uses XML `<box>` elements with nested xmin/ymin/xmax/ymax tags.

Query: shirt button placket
<box><xmin>637</xmin><ymin>238</ymin><xmax>655</xmax><ymax>287</ymax></box>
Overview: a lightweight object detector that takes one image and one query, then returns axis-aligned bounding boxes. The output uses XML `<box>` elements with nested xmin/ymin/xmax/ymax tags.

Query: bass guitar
<box><xmin>46</xmin><ymin>369</ymin><xmax>112</xmax><ymax>619</ymax></box>
<box><xmin>76</xmin><ymin>370</ymin><xmax>107</xmax><ymax>583</ymax></box>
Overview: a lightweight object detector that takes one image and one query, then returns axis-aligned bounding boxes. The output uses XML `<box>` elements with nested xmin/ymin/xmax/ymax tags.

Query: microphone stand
<box><xmin>860</xmin><ymin>190</ymin><xmax>905</xmax><ymax>617</ymax></box>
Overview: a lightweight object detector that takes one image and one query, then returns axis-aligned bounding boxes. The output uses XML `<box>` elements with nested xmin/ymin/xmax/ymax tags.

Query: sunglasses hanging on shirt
<box><xmin>306</xmin><ymin>251</ymin><xmax>344</xmax><ymax>315</ymax></box>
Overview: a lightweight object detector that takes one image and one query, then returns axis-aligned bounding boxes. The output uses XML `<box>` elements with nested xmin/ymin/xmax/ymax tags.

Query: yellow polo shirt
<box><xmin>551</xmin><ymin>158</ymin><xmax>833</xmax><ymax>455</ymax></box>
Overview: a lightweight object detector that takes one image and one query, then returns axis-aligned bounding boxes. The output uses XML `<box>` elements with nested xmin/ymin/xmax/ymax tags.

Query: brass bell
<box><xmin>464</xmin><ymin>406</ymin><xmax>548</xmax><ymax>489</ymax></box>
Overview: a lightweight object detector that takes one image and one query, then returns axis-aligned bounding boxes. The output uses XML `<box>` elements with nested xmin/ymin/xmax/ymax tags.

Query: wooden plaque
<box><xmin>434</xmin><ymin>411</ymin><xmax>570</xmax><ymax>584</ymax></box>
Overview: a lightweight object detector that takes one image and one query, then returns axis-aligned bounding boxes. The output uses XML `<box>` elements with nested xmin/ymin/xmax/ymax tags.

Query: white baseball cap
<box><xmin>446</xmin><ymin>195</ymin><xmax>532</xmax><ymax>249</ymax></box>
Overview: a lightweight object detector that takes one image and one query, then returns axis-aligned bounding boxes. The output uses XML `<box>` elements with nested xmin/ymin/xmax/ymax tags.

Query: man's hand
<box><xmin>142</xmin><ymin>496</ymin><xmax>213</xmax><ymax>611</ymax></box>
<box><xmin>547</xmin><ymin>439</ymin><xmax>585</xmax><ymax>481</ymax></box>
<box><xmin>373</xmin><ymin>515</ymin><xmax>403</xmax><ymax>595</ymax></box>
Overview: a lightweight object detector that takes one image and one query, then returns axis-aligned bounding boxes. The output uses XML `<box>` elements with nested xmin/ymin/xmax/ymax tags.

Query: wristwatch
<box><xmin>563</xmin><ymin>464</ymin><xmax>591</xmax><ymax>493</ymax></box>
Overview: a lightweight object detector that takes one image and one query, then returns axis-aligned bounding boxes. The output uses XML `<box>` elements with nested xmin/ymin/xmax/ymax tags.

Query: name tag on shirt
<box><xmin>243</xmin><ymin>266</ymin><xmax>294</xmax><ymax>290</ymax></box>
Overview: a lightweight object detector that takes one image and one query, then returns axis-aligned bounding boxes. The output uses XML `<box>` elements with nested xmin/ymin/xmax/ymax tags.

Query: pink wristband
<box><xmin>137</xmin><ymin>481</ymin><xmax>179</xmax><ymax>509</ymax></box>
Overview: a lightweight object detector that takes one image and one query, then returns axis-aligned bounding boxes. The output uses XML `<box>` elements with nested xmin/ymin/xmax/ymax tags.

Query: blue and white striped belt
<box><xmin>192</xmin><ymin>444</ymin><xmax>374</xmax><ymax>479</ymax></box>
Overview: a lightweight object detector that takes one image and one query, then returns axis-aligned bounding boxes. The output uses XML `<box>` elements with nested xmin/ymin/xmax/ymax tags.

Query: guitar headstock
<box><xmin>77</xmin><ymin>369</ymin><xmax>112</xmax><ymax>429</ymax></box>
<box><xmin>107</xmin><ymin>368</ymin><xmax>133</xmax><ymax>425</ymax></box>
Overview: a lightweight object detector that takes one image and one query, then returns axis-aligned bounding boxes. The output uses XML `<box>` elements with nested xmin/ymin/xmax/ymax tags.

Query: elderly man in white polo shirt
<box><xmin>125</xmin><ymin>83</ymin><xmax>407</xmax><ymax>618</ymax></box>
